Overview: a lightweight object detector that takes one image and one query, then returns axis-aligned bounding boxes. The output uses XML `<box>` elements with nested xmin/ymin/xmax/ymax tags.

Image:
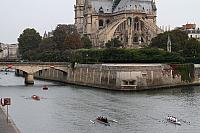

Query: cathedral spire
<box><xmin>43</xmin><ymin>31</ymin><xmax>48</xmax><ymax>39</ymax></box>
<box><xmin>167</xmin><ymin>35</ymin><xmax>172</xmax><ymax>53</ymax></box>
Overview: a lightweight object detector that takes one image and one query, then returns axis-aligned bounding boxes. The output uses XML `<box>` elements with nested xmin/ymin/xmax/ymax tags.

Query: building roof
<box><xmin>92</xmin><ymin>0</ymin><xmax>113</xmax><ymax>13</ymax></box>
<box><xmin>113</xmin><ymin>0</ymin><xmax>154</xmax><ymax>13</ymax></box>
<box><xmin>91</xmin><ymin>0</ymin><xmax>155</xmax><ymax>14</ymax></box>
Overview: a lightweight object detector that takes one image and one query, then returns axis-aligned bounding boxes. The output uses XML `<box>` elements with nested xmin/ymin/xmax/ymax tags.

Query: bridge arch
<box><xmin>15</xmin><ymin>67</ymin><xmax>69</xmax><ymax>85</ymax></box>
<box><xmin>13</xmin><ymin>63</ymin><xmax>70</xmax><ymax>85</ymax></box>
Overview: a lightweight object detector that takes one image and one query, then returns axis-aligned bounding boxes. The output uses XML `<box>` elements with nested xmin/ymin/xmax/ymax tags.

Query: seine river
<box><xmin>0</xmin><ymin>72</ymin><xmax>200</xmax><ymax>133</ymax></box>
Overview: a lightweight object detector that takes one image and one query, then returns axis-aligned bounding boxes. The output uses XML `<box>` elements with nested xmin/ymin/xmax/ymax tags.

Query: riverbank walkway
<box><xmin>0</xmin><ymin>106</ymin><xmax>20</xmax><ymax>133</ymax></box>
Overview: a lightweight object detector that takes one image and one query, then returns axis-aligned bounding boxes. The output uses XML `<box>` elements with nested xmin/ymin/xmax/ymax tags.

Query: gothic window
<box><xmin>133</xmin><ymin>34</ymin><xmax>138</xmax><ymax>43</ymax></box>
<box><xmin>134</xmin><ymin>17</ymin><xmax>139</xmax><ymax>31</ymax></box>
<box><xmin>99</xmin><ymin>6</ymin><xmax>104</xmax><ymax>13</ymax></box>
<box><xmin>106</xmin><ymin>19</ymin><xmax>110</xmax><ymax>24</ymax></box>
<box><xmin>127</xmin><ymin>17</ymin><xmax>132</xmax><ymax>26</ymax></box>
<box><xmin>99</xmin><ymin>19</ymin><xmax>104</xmax><ymax>27</ymax></box>
<box><xmin>135</xmin><ymin>17</ymin><xmax>139</xmax><ymax>22</ymax></box>
<box><xmin>141</xmin><ymin>37</ymin><xmax>144</xmax><ymax>42</ymax></box>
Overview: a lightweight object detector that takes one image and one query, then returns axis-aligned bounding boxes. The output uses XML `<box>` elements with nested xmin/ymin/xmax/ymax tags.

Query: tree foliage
<box><xmin>150</xmin><ymin>29</ymin><xmax>200</xmax><ymax>60</ymax></box>
<box><xmin>73</xmin><ymin>48</ymin><xmax>184</xmax><ymax>64</ymax></box>
<box><xmin>53</xmin><ymin>24</ymin><xmax>83</xmax><ymax>50</ymax></box>
<box><xmin>64</xmin><ymin>33</ymin><xmax>83</xmax><ymax>49</ymax></box>
<box><xmin>150</xmin><ymin>30</ymin><xmax>188</xmax><ymax>52</ymax></box>
<box><xmin>39</xmin><ymin>37</ymin><xmax>57</xmax><ymax>51</ymax></box>
<box><xmin>18</xmin><ymin>28</ymin><xmax>42</xmax><ymax>59</ymax></box>
<box><xmin>81</xmin><ymin>35</ymin><xmax>92</xmax><ymax>49</ymax></box>
<box><xmin>105</xmin><ymin>38</ymin><xmax>123</xmax><ymax>48</ymax></box>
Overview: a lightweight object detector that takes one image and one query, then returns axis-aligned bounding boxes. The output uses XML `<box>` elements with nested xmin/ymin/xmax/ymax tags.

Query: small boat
<box><xmin>43</xmin><ymin>85</ymin><xmax>48</xmax><ymax>90</ymax></box>
<box><xmin>96</xmin><ymin>119</ymin><xmax>110</xmax><ymax>126</ymax></box>
<box><xmin>31</xmin><ymin>95</ymin><xmax>40</xmax><ymax>101</ymax></box>
<box><xmin>167</xmin><ymin>116</ymin><xmax>181</xmax><ymax>125</ymax></box>
<box><xmin>95</xmin><ymin>116</ymin><xmax>110</xmax><ymax>126</ymax></box>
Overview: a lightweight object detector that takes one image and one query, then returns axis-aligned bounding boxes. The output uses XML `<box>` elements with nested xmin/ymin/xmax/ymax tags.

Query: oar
<box><xmin>90</xmin><ymin>120</ymin><xmax>95</xmax><ymax>124</ymax></box>
<box><xmin>108</xmin><ymin>119</ymin><xmax>118</xmax><ymax>123</ymax></box>
<box><xmin>179</xmin><ymin>119</ymin><xmax>191</xmax><ymax>125</ymax></box>
<box><xmin>111</xmin><ymin>119</ymin><xmax>118</xmax><ymax>123</ymax></box>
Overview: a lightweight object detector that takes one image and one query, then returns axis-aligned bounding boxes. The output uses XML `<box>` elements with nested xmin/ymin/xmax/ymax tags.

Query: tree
<box><xmin>64</xmin><ymin>32</ymin><xmax>83</xmax><ymax>49</ymax></box>
<box><xmin>53</xmin><ymin>24</ymin><xmax>82</xmax><ymax>50</ymax></box>
<box><xmin>182</xmin><ymin>38</ymin><xmax>200</xmax><ymax>58</ymax></box>
<box><xmin>105</xmin><ymin>38</ymin><xmax>123</xmax><ymax>48</ymax></box>
<box><xmin>39</xmin><ymin>37</ymin><xmax>57</xmax><ymax>52</ymax></box>
<box><xmin>150</xmin><ymin>30</ymin><xmax>189</xmax><ymax>52</ymax></box>
<box><xmin>150</xmin><ymin>29</ymin><xmax>200</xmax><ymax>62</ymax></box>
<box><xmin>81</xmin><ymin>35</ymin><xmax>92</xmax><ymax>49</ymax></box>
<box><xmin>18</xmin><ymin>28</ymin><xmax>42</xmax><ymax>59</ymax></box>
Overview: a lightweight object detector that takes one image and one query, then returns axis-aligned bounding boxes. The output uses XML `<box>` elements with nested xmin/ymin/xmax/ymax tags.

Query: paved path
<box><xmin>0</xmin><ymin>106</ymin><xmax>20</xmax><ymax>133</ymax></box>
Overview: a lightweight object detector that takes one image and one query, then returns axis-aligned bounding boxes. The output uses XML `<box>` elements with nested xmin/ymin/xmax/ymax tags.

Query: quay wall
<box><xmin>16</xmin><ymin>63</ymin><xmax>200</xmax><ymax>91</ymax></box>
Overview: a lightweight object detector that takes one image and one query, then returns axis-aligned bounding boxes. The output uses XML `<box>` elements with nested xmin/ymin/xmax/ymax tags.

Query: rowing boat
<box><xmin>167</xmin><ymin>116</ymin><xmax>181</xmax><ymax>125</ymax></box>
<box><xmin>95</xmin><ymin>119</ymin><xmax>110</xmax><ymax>126</ymax></box>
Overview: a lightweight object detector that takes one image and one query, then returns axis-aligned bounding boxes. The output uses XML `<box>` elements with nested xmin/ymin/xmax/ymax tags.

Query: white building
<box><xmin>0</xmin><ymin>43</ymin><xmax>8</xmax><ymax>59</ymax></box>
<box><xmin>0</xmin><ymin>43</ymin><xmax>18</xmax><ymax>60</ymax></box>
<box><xmin>187</xmin><ymin>29</ymin><xmax>200</xmax><ymax>41</ymax></box>
<box><xmin>177</xmin><ymin>24</ymin><xmax>200</xmax><ymax>41</ymax></box>
<box><xmin>8</xmin><ymin>44</ymin><xmax>18</xmax><ymax>59</ymax></box>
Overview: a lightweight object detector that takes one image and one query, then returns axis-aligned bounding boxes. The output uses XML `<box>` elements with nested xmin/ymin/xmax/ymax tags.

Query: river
<box><xmin>0</xmin><ymin>72</ymin><xmax>200</xmax><ymax>133</ymax></box>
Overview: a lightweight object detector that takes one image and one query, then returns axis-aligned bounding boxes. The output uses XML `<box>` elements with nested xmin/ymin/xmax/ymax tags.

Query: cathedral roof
<box><xmin>113</xmin><ymin>0</ymin><xmax>154</xmax><ymax>13</ymax></box>
<box><xmin>92</xmin><ymin>0</ymin><xmax>113</xmax><ymax>13</ymax></box>
<box><xmin>90</xmin><ymin>0</ymin><xmax>155</xmax><ymax>14</ymax></box>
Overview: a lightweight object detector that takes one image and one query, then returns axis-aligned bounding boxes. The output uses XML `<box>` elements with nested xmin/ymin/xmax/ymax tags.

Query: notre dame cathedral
<box><xmin>75</xmin><ymin>0</ymin><xmax>163</xmax><ymax>48</ymax></box>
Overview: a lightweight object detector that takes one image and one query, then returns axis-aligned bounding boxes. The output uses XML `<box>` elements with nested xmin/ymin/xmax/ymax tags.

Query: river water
<box><xmin>0</xmin><ymin>72</ymin><xmax>200</xmax><ymax>133</ymax></box>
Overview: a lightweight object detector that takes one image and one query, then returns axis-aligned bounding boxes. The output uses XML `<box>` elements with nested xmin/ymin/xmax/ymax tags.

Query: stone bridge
<box><xmin>0</xmin><ymin>62</ymin><xmax>70</xmax><ymax>84</ymax></box>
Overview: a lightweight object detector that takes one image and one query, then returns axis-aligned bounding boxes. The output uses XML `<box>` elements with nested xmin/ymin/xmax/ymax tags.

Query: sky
<box><xmin>0</xmin><ymin>0</ymin><xmax>199</xmax><ymax>44</ymax></box>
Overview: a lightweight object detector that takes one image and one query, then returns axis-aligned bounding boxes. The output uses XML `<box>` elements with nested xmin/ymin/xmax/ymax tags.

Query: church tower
<box><xmin>151</xmin><ymin>0</ymin><xmax>157</xmax><ymax>24</ymax></box>
<box><xmin>83</xmin><ymin>0</ymin><xmax>93</xmax><ymax>35</ymax></box>
<box><xmin>75</xmin><ymin>0</ymin><xmax>84</xmax><ymax>34</ymax></box>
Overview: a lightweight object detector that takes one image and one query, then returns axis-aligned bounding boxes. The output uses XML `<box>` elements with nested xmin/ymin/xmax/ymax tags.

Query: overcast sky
<box><xmin>0</xmin><ymin>0</ymin><xmax>199</xmax><ymax>43</ymax></box>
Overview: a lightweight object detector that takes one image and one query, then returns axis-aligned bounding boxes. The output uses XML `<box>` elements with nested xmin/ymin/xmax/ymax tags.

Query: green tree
<box><xmin>182</xmin><ymin>38</ymin><xmax>200</xmax><ymax>57</ymax></box>
<box><xmin>81</xmin><ymin>35</ymin><xmax>92</xmax><ymax>49</ymax></box>
<box><xmin>39</xmin><ymin>37</ymin><xmax>57</xmax><ymax>52</ymax></box>
<box><xmin>105</xmin><ymin>38</ymin><xmax>123</xmax><ymax>48</ymax></box>
<box><xmin>53</xmin><ymin>24</ymin><xmax>82</xmax><ymax>50</ymax></box>
<box><xmin>64</xmin><ymin>33</ymin><xmax>83</xmax><ymax>49</ymax></box>
<box><xmin>18</xmin><ymin>28</ymin><xmax>42</xmax><ymax>59</ymax></box>
<box><xmin>150</xmin><ymin>30</ymin><xmax>188</xmax><ymax>52</ymax></box>
<box><xmin>150</xmin><ymin>29</ymin><xmax>200</xmax><ymax>62</ymax></box>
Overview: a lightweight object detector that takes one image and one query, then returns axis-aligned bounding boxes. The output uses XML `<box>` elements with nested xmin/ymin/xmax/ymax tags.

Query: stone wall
<box><xmin>29</xmin><ymin>63</ymin><xmax>199</xmax><ymax>91</ymax></box>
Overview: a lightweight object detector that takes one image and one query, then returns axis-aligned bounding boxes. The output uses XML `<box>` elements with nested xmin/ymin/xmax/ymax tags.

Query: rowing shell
<box><xmin>167</xmin><ymin>118</ymin><xmax>181</xmax><ymax>125</ymax></box>
<box><xmin>95</xmin><ymin>119</ymin><xmax>110</xmax><ymax>126</ymax></box>
<box><xmin>90</xmin><ymin>119</ymin><xmax>110</xmax><ymax>126</ymax></box>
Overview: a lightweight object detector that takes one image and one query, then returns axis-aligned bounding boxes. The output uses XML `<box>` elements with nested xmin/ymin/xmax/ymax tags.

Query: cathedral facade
<box><xmin>75</xmin><ymin>0</ymin><xmax>163</xmax><ymax>48</ymax></box>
